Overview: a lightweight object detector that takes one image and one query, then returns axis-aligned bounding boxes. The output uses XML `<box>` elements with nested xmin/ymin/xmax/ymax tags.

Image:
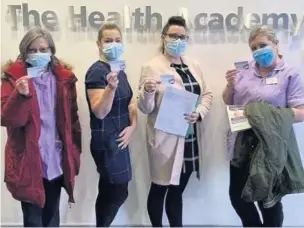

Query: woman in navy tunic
<box><xmin>85</xmin><ymin>22</ymin><xmax>137</xmax><ymax>227</ymax></box>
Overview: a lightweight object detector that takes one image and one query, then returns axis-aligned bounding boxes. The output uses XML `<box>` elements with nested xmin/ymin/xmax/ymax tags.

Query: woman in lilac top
<box><xmin>1</xmin><ymin>28</ymin><xmax>81</xmax><ymax>227</ymax></box>
<box><xmin>222</xmin><ymin>26</ymin><xmax>304</xmax><ymax>227</ymax></box>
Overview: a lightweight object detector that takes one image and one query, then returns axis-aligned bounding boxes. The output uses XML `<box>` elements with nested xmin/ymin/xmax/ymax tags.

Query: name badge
<box><xmin>265</xmin><ymin>77</ymin><xmax>278</xmax><ymax>85</ymax></box>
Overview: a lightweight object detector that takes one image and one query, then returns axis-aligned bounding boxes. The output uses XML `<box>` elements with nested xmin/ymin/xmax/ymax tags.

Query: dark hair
<box><xmin>160</xmin><ymin>16</ymin><xmax>187</xmax><ymax>53</ymax></box>
<box><xmin>161</xmin><ymin>16</ymin><xmax>187</xmax><ymax>35</ymax></box>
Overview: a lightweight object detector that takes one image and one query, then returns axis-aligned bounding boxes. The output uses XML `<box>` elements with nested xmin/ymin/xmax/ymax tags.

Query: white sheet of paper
<box><xmin>27</xmin><ymin>66</ymin><xmax>45</xmax><ymax>78</ymax></box>
<box><xmin>154</xmin><ymin>86</ymin><xmax>199</xmax><ymax>137</ymax></box>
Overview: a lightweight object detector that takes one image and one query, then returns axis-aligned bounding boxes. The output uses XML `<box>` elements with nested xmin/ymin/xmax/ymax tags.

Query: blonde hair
<box><xmin>97</xmin><ymin>22</ymin><xmax>122</xmax><ymax>41</ymax></box>
<box><xmin>248</xmin><ymin>25</ymin><xmax>278</xmax><ymax>44</ymax></box>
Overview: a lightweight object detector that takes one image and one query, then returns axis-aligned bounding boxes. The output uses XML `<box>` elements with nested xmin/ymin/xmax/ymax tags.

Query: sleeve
<box><xmin>1</xmin><ymin>77</ymin><xmax>32</xmax><ymax>127</ymax></box>
<box><xmin>71</xmin><ymin>80</ymin><xmax>81</xmax><ymax>152</ymax></box>
<box><xmin>137</xmin><ymin>64</ymin><xmax>157</xmax><ymax>115</ymax></box>
<box><xmin>287</xmin><ymin>71</ymin><xmax>304</xmax><ymax>108</ymax></box>
<box><xmin>195</xmin><ymin>62</ymin><xmax>213</xmax><ymax>119</ymax></box>
<box><xmin>85</xmin><ymin>66</ymin><xmax>108</xmax><ymax>90</ymax></box>
<box><xmin>70</xmin><ymin>79</ymin><xmax>81</xmax><ymax>175</ymax></box>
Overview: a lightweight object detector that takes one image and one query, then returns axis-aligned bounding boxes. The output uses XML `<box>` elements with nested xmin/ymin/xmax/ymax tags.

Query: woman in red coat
<box><xmin>1</xmin><ymin>27</ymin><xmax>81</xmax><ymax>227</ymax></box>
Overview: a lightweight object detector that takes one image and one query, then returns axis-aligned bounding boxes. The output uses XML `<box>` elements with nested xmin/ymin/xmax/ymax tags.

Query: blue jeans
<box><xmin>21</xmin><ymin>175</ymin><xmax>63</xmax><ymax>227</ymax></box>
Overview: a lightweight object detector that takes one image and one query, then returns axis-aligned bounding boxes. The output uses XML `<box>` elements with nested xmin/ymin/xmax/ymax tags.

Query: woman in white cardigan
<box><xmin>137</xmin><ymin>16</ymin><xmax>213</xmax><ymax>227</ymax></box>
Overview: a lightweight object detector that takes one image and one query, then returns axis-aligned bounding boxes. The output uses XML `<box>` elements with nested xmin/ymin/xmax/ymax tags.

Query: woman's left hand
<box><xmin>117</xmin><ymin>126</ymin><xmax>135</xmax><ymax>149</ymax></box>
<box><xmin>184</xmin><ymin>111</ymin><xmax>200</xmax><ymax>124</ymax></box>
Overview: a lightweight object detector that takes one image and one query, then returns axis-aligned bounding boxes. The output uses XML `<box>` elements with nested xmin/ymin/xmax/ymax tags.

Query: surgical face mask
<box><xmin>26</xmin><ymin>52</ymin><xmax>51</xmax><ymax>68</ymax></box>
<box><xmin>102</xmin><ymin>42</ymin><xmax>124</xmax><ymax>61</ymax></box>
<box><xmin>166</xmin><ymin>39</ymin><xmax>186</xmax><ymax>57</ymax></box>
<box><xmin>253</xmin><ymin>46</ymin><xmax>276</xmax><ymax>68</ymax></box>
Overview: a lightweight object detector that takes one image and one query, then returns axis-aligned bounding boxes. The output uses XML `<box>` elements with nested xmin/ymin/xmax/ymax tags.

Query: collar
<box><xmin>252</xmin><ymin>55</ymin><xmax>287</xmax><ymax>77</ymax></box>
<box><xmin>158</xmin><ymin>53</ymin><xmax>189</xmax><ymax>67</ymax></box>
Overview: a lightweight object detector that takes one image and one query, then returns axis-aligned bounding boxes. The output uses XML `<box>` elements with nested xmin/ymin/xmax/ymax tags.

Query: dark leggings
<box><xmin>229</xmin><ymin>164</ymin><xmax>284</xmax><ymax>227</ymax></box>
<box><xmin>147</xmin><ymin>172</ymin><xmax>192</xmax><ymax>227</ymax></box>
<box><xmin>95</xmin><ymin>177</ymin><xmax>128</xmax><ymax>227</ymax></box>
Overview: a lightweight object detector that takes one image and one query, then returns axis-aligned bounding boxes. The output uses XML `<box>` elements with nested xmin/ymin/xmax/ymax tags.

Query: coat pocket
<box><xmin>5</xmin><ymin>148</ymin><xmax>31</xmax><ymax>188</ymax></box>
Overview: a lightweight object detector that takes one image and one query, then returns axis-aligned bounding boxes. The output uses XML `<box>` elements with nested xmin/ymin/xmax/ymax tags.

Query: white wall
<box><xmin>1</xmin><ymin>0</ymin><xmax>304</xmax><ymax>226</ymax></box>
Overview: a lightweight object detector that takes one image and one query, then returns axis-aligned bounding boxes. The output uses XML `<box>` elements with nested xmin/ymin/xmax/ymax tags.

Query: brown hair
<box><xmin>17</xmin><ymin>27</ymin><xmax>61</xmax><ymax>73</ymax></box>
<box><xmin>19</xmin><ymin>27</ymin><xmax>56</xmax><ymax>61</ymax></box>
<box><xmin>97</xmin><ymin>22</ymin><xmax>122</xmax><ymax>41</ymax></box>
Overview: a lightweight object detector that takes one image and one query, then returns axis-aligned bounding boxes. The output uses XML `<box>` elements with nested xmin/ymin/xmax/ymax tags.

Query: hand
<box><xmin>184</xmin><ymin>111</ymin><xmax>200</xmax><ymax>124</ymax></box>
<box><xmin>225</xmin><ymin>69</ymin><xmax>238</xmax><ymax>88</ymax></box>
<box><xmin>116</xmin><ymin>126</ymin><xmax>135</xmax><ymax>149</ymax></box>
<box><xmin>144</xmin><ymin>79</ymin><xmax>160</xmax><ymax>93</ymax></box>
<box><xmin>107</xmin><ymin>71</ymin><xmax>119</xmax><ymax>90</ymax></box>
<box><xmin>15</xmin><ymin>76</ymin><xmax>30</xmax><ymax>96</ymax></box>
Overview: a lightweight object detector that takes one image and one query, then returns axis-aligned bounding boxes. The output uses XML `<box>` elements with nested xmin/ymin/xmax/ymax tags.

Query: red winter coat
<box><xmin>1</xmin><ymin>60</ymin><xmax>81</xmax><ymax>207</ymax></box>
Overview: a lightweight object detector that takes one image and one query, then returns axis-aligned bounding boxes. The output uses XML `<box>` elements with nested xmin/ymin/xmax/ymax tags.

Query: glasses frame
<box><xmin>165</xmin><ymin>33</ymin><xmax>189</xmax><ymax>42</ymax></box>
<box><xmin>27</xmin><ymin>47</ymin><xmax>50</xmax><ymax>54</ymax></box>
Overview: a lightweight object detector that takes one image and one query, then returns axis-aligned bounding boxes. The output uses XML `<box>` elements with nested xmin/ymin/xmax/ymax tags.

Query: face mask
<box><xmin>26</xmin><ymin>53</ymin><xmax>51</xmax><ymax>68</ymax></box>
<box><xmin>102</xmin><ymin>42</ymin><xmax>124</xmax><ymax>61</ymax></box>
<box><xmin>253</xmin><ymin>46</ymin><xmax>276</xmax><ymax>68</ymax></box>
<box><xmin>166</xmin><ymin>40</ymin><xmax>186</xmax><ymax>57</ymax></box>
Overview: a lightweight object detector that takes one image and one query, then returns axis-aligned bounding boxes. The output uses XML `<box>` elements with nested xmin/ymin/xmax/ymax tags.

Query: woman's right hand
<box><xmin>107</xmin><ymin>72</ymin><xmax>119</xmax><ymax>90</ymax></box>
<box><xmin>144</xmin><ymin>79</ymin><xmax>160</xmax><ymax>93</ymax></box>
<box><xmin>15</xmin><ymin>76</ymin><xmax>30</xmax><ymax>96</ymax></box>
<box><xmin>225</xmin><ymin>69</ymin><xmax>238</xmax><ymax>88</ymax></box>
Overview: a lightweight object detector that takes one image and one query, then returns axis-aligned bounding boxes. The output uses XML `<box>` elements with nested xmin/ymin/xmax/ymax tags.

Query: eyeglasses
<box><xmin>28</xmin><ymin>47</ymin><xmax>50</xmax><ymax>54</ymax></box>
<box><xmin>165</xmin><ymin>33</ymin><xmax>189</xmax><ymax>42</ymax></box>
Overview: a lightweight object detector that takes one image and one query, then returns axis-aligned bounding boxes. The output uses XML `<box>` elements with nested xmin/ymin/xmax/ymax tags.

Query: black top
<box><xmin>85</xmin><ymin>60</ymin><xmax>133</xmax><ymax>184</ymax></box>
<box><xmin>171</xmin><ymin>62</ymin><xmax>201</xmax><ymax>176</ymax></box>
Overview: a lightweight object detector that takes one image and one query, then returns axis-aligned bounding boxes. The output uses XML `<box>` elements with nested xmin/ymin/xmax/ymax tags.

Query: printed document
<box><xmin>226</xmin><ymin>105</ymin><xmax>252</xmax><ymax>132</ymax></box>
<box><xmin>155</xmin><ymin>86</ymin><xmax>199</xmax><ymax>137</ymax></box>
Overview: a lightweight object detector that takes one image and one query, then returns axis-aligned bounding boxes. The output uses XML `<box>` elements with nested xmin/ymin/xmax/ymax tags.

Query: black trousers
<box><xmin>147</xmin><ymin>171</ymin><xmax>192</xmax><ymax>227</ymax></box>
<box><xmin>21</xmin><ymin>176</ymin><xmax>63</xmax><ymax>227</ymax></box>
<box><xmin>229</xmin><ymin>164</ymin><xmax>284</xmax><ymax>227</ymax></box>
<box><xmin>95</xmin><ymin>176</ymin><xmax>129</xmax><ymax>227</ymax></box>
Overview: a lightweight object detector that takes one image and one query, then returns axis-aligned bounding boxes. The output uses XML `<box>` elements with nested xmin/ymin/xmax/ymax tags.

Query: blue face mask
<box><xmin>253</xmin><ymin>46</ymin><xmax>276</xmax><ymax>68</ymax></box>
<box><xmin>166</xmin><ymin>40</ymin><xmax>186</xmax><ymax>57</ymax></box>
<box><xmin>102</xmin><ymin>42</ymin><xmax>124</xmax><ymax>61</ymax></box>
<box><xmin>26</xmin><ymin>53</ymin><xmax>51</xmax><ymax>68</ymax></box>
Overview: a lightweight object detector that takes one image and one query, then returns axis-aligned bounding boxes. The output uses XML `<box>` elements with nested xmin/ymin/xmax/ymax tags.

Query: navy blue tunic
<box><xmin>85</xmin><ymin>60</ymin><xmax>133</xmax><ymax>184</ymax></box>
